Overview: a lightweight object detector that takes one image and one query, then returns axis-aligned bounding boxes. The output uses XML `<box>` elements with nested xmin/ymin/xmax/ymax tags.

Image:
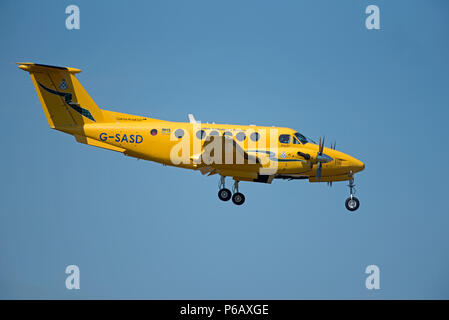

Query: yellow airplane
<box><xmin>18</xmin><ymin>62</ymin><xmax>365</xmax><ymax>211</ymax></box>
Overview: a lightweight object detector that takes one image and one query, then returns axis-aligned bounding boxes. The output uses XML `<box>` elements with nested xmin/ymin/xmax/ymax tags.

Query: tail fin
<box><xmin>17</xmin><ymin>62</ymin><xmax>112</xmax><ymax>129</ymax></box>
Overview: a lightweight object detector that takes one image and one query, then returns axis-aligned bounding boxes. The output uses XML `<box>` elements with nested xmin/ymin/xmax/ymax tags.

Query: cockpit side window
<box><xmin>279</xmin><ymin>134</ymin><xmax>291</xmax><ymax>144</ymax></box>
<box><xmin>292</xmin><ymin>136</ymin><xmax>300</xmax><ymax>144</ymax></box>
<box><xmin>294</xmin><ymin>132</ymin><xmax>308</xmax><ymax>144</ymax></box>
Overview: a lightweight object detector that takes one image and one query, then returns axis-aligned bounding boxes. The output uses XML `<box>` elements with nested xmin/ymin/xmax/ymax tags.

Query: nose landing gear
<box><xmin>217</xmin><ymin>177</ymin><xmax>245</xmax><ymax>205</ymax></box>
<box><xmin>345</xmin><ymin>179</ymin><xmax>360</xmax><ymax>211</ymax></box>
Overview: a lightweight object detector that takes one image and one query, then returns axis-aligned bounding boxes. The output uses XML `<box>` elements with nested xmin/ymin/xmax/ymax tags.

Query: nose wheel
<box><xmin>217</xmin><ymin>177</ymin><xmax>246</xmax><ymax>205</ymax></box>
<box><xmin>345</xmin><ymin>179</ymin><xmax>360</xmax><ymax>211</ymax></box>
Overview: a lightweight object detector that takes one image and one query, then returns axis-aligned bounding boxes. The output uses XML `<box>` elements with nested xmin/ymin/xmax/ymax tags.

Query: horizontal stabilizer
<box><xmin>74</xmin><ymin>135</ymin><xmax>125</xmax><ymax>153</ymax></box>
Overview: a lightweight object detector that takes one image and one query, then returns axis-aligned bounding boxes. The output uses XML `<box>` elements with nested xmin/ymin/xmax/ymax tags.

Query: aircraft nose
<box><xmin>349</xmin><ymin>156</ymin><xmax>365</xmax><ymax>173</ymax></box>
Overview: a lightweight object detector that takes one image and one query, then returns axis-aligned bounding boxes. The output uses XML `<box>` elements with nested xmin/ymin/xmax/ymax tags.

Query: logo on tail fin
<box><xmin>37</xmin><ymin>81</ymin><xmax>96</xmax><ymax>122</ymax></box>
<box><xmin>59</xmin><ymin>79</ymin><xmax>68</xmax><ymax>90</ymax></box>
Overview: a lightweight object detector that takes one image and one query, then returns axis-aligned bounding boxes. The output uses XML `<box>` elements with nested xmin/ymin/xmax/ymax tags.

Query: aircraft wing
<box><xmin>191</xmin><ymin>136</ymin><xmax>262</xmax><ymax>176</ymax></box>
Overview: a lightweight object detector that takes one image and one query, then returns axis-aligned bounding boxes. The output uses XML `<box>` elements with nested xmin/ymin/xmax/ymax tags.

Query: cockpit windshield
<box><xmin>294</xmin><ymin>132</ymin><xmax>308</xmax><ymax>144</ymax></box>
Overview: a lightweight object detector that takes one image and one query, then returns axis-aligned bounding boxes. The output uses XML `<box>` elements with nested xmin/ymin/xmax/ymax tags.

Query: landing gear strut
<box><xmin>217</xmin><ymin>177</ymin><xmax>245</xmax><ymax>205</ymax></box>
<box><xmin>345</xmin><ymin>178</ymin><xmax>360</xmax><ymax>211</ymax></box>
<box><xmin>231</xmin><ymin>180</ymin><xmax>245</xmax><ymax>206</ymax></box>
<box><xmin>217</xmin><ymin>176</ymin><xmax>231</xmax><ymax>201</ymax></box>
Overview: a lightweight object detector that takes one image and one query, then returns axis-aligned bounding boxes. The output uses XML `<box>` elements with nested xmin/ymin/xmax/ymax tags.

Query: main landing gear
<box><xmin>345</xmin><ymin>178</ymin><xmax>360</xmax><ymax>212</ymax></box>
<box><xmin>218</xmin><ymin>177</ymin><xmax>245</xmax><ymax>205</ymax></box>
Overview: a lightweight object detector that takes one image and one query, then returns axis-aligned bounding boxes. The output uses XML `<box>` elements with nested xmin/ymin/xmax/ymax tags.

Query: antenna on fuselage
<box><xmin>188</xmin><ymin>114</ymin><xmax>200</xmax><ymax>124</ymax></box>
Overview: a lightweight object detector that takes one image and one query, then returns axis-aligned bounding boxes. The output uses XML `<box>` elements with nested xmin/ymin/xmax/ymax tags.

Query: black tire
<box><xmin>218</xmin><ymin>188</ymin><xmax>232</xmax><ymax>201</ymax></box>
<box><xmin>345</xmin><ymin>196</ymin><xmax>360</xmax><ymax>211</ymax></box>
<box><xmin>232</xmin><ymin>192</ymin><xmax>245</xmax><ymax>205</ymax></box>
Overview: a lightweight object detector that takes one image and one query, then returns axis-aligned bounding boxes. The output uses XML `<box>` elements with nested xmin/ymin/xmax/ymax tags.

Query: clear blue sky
<box><xmin>1</xmin><ymin>0</ymin><xmax>449</xmax><ymax>299</ymax></box>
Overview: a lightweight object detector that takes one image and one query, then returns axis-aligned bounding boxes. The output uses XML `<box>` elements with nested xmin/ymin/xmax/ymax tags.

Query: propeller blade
<box><xmin>319</xmin><ymin>136</ymin><xmax>325</xmax><ymax>155</ymax></box>
<box><xmin>317</xmin><ymin>162</ymin><xmax>322</xmax><ymax>181</ymax></box>
<box><xmin>318</xmin><ymin>137</ymin><xmax>322</xmax><ymax>155</ymax></box>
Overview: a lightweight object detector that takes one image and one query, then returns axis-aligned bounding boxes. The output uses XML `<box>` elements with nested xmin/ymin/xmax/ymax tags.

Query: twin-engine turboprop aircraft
<box><xmin>18</xmin><ymin>62</ymin><xmax>365</xmax><ymax>211</ymax></box>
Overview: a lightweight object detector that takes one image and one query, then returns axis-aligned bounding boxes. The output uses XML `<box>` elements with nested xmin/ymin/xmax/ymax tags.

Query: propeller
<box><xmin>315</xmin><ymin>137</ymin><xmax>333</xmax><ymax>182</ymax></box>
<box><xmin>327</xmin><ymin>141</ymin><xmax>336</xmax><ymax>186</ymax></box>
<box><xmin>316</xmin><ymin>137</ymin><xmax>324</xmax><ymax>181</ymax></box>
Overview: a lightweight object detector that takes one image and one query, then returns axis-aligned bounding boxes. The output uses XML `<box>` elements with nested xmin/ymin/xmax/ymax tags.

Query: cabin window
<box><xmin>279</xmin><ymin>134</ymin><xmax>290</xmax><ymax>144</ymax></box>
<box><xmin>250</xmin><ymin>132</ymin><xmax>260</xmax><ymax>142</ymax></box>
<box><xmin>174</xmin><ymin>129</ymin><xmax>184</xmax><ymax>139</ymax></box>
<box><xmin>196</xmin><ymin>130</ymin><xmax>206</xmax><ymax>140</ymax></box>
<box><xmin>236</xmin><ymin>132</ymin><xmax>246</xmax><ymax>141</ymax></box>
<box><xmin>151</xmin><ymin>129</ymin><xmax>158</xmax><ymax>136</ymax></box>
<box><xmin>209</xmin><ymin>130</ymin><xmax>219</xmax><ymax>136</ymax></box>
<box><xmin>223</xmin><ymin>131</ymin><xmax>233</xmax><ymax>138</ymax></box>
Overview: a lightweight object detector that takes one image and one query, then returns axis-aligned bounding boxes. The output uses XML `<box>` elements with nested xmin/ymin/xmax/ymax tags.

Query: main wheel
<box><xmin>345</xmin><ymin>196</ymin><xmax>360</xmax><ymax>211</ymax></box>
<box><xmin>218</xmin><ymin>188</ymin><xmax>232</xmax><ymax>201</ymax></box>
<box><xmin>232</xmin><ymin>192</ymin><xmax>245</xmax><ymax>205</ymax></box>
